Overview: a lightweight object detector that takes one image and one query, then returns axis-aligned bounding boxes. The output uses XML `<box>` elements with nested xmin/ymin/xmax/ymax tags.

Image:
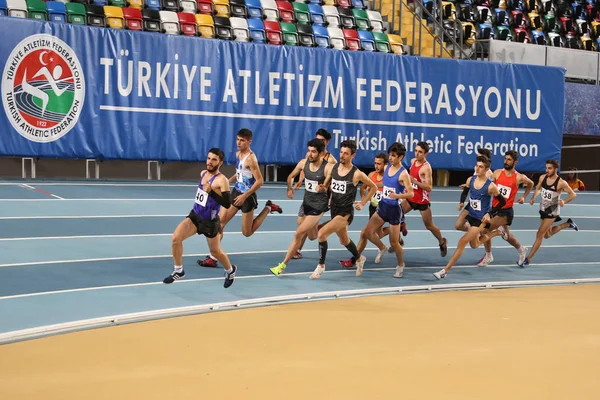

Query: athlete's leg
<box><xmin>206</xmin><ymin>235</ymin><xmax>232</xmax><ymax>271</ymax></box>
<box><xmin>171</xmin><ymin>218</ymin><xmax>198</xmax><ymax>267</ymax></box>
<box><xmin>283</xmin><ymin>215</ymin><xmax>323</xmax><ymax>265</ymax></box>
<box><xmin>525</xmin><ymin>218</ymin><xmax>555</xmax><ymax>262</ymax></box>
<box><xmin>387</xmin><ymin>223</ymin><xmax>404</xmax><ymax>277</ymax></box>
<box><xmin>454</xmin><ymin>208</ymin><xmax>469</xmax><ymax>232</ymax></box>
<box><xmin>434</xmin><ymin>226</ymin><xmax>481</xmax><ymax>278</ymax></box>
<box><xmin>544</xmin><ymin>219</ymin><xmax>577</xmax><ymax>239</ymax></box>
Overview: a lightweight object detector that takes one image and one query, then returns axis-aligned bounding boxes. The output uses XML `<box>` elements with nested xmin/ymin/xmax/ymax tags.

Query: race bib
<box><xmin>497</xmin><ymin>184</ymin><xmax>512</xmax><ymax>199</ymax></box>
<box><xmin>331</xmin><ymin>179</ymin><xmax>347</xmax><ymax>194</ymax></box>
<box><xmin>470</xmin><ymin>199</ymin><xmax>482</xmax><ymax>211</ymax></box>
<box><xmin>305</xmin><ymin>179</ymin><xmax>318</xmax><ymax>193</ymax></box>
<box><xmin>236</xmin><ymin>170</ymin><xmax>243</xmax><ymax>183</ymax></box>
<box><xmin>373</xmin><ymin>191</ymin><xmax>383</xmax><ymax>202</ymax></box>
<box><xmin>383</xmin><ymin>186</ymin><xmax>396</xmax><ymax>199</ymax></box>
<box><xmin>195</xmin><ymin>187</ymin><xmax>208</xmax><ymax>207</ymax></box>
<box><xmin>412</xmin><ymin>182</ymin><xmax>419</xmax><ymax>190</ymax></box>
<box><xmin>542</xmin><ymin>188</ymin><xmax>553</xmax><ymax>200</ymax></box>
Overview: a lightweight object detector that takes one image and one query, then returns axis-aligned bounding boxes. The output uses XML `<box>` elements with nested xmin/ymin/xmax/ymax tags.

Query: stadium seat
<box><xmin>367</xmin><ymin>10</ymin><xmax>384</xmax><ymax>32</ymax></box>
<box><xmin>457</xmin><ymin>4</ymin><xmax>474</xmax><ymax>23</ymax></box>
<box><xmin>476</xmin><ymin>6</ymin><xmax>492</xmax><ymax>24</ymax></box>
<box><xmin>214</xmin><ymin>15</ymin><xmax>233</xmax><ymax>38</ymax></box>
<box><xmin>109</xmin><ymin>0</ymin><xmax>126</xmax><ymax>7</ymax></box>
<box><xmin>337</xmin><ymin>0</ymin><xmax>350</xmax><ymax>8</ymax></box>
<box><xmin>26</xmin><ymin>0</ymin><xmax>47</xmax><ymax>19</ymax></box>
<box><xmin>180</xmin><ymin>0</ymin><xmax>197</xmax><ymax>13</ymax></box>
<box><xmin>594</xmin><ymin>37</ymin><xmax>600</xmax><ymax>51</ymax></box>
<box><xmin>178</xmin><ymin>11</ymin><xmax>197</xmax><ymax>35</ymax></box>
<box><xmin>328</xmin><ymin>27</ymin><xmax>345</xmax><ymax>49</ymax></box>
<box><xmin>264</xmin><ymin>20</ymin><xmax>282</xmax><ymax>44</ymax></box>
<box><xmin>230</xmin><ymin>0</ymin><xmax>247</xmax><ymax>18</ymax></box>
<box><xmin>297</xmin><ymin>23</ymin><xmax>315</xmax><ymax>46</ymax></box>
<box><xmin>306</xmin><ymin>0</ymin><xmax>322</xmax><ymax>5</ymax></box>
<box><xmin>560</xmin><ymin>16</ymin><xmax>575</xmax><ymax>34</ymax></box>
<box><xmin>123</xmin><ymin>7</ymin><xmax>142</xmax><ymax>29</ymax></box>
<box><xmin>312</xmin><ymin>24</ymin><xmax>330</xmax><ymax>47</ymax></box>
<box><xmin>0</xmin><ymin>0</ymin><xmax>6</xmax><ymax>15</ymax></box>
<box><xmin>494</xmin><ymin>8</ymin><xmax>510</xmax><ymax>26</ymax></box>
<box><xmin>292</xmin><ymin>2</ymin><xmax>310</xmax><ymax>25</ymax></box>
<box><xmin>276</xmin><ymin>1</ymin><xmax>294</xmax><ymax>22</ymax></box>
<box><xmin>93</xmin><ymin>0</ymin><xmax>107</xmax><ymax>7</ymax></box>
<box><xmin>307</xmin><ymin>3</ymin><xmax>324</xmax><ymax>25</ymax></box>
<box><xmin>580</xmin><ymin>32</ymin><xmax>593</xmax><ymax>49</ymax></box>
<box><xmin>525</xmin><ymin>0</ymin><xmax>538</xmax><ymax>13</ymax></box>
<box><xmin>547</xmin><ymin>31</ymin><xmax>562</xmax><ymax>46</ymax></box>
<box><xmin>358</xmin><ymin>30</ymin><xmax>374</xmax><ymax>50</ymax></box>
<box><xmin>230</xmin><ymin>16</ymin><xmax>250</xmax><ymax>40</ymax></box>
<box><xmin>86</xmin><ymin>4</ymin><xmax>106</xmax><ymax>26</ymax></box>
<box><xmin>528</xmin><ymin>11</ymin><xmax>542</xmax><ymax>30</ymax></box>
<box><xmin>495</xmin><ymin>25</ymin><xmax>512</xmax><ymax>40</ymax></box>
<box><xmin>280</xmin><ymin>21</ymin><xmax>298</xmax><ymax>45</ymax></box>
<box><xmin>478</xmin><ymin>22</ymin><xmax>493</xmax><ymax>39</ymax></box>
<box><xmin>338</xmin><ymin>8</ymin><xmax>355</xmax><ymax>29</ymax></box>
<box><xmin>352</xmin><ymin>9</ymin><xmax>369</xmax><ymax>31</ymax></box>
<box><xmin>343</xmin><ymin>29</ymin><xmax>359</xmax><ymax>50</ymax></box>
<box><xmin>246</xmin><ymin>0</ymin><xmax>262</xmax><ymax>19</ymax></box>
<box><xmin>195</xmin><ymin>13</ymin><xmax>215</xmax><ymax>37</ymax></box>
<box><xmin>462</xmin><ymin>21</ymin><xmax>475</xmax><ymax>44</ymax></box>
<box><xmin>46</xmin><ymin>1</ymin><xmax>66</xmax><ymax>22</ymax></box>
<box><xmin>105</xmin><ymin>5</ymin><xmax>124</xmax><ymax>27</ymax></box>
<box><xmin>387</xmin><ymin>33</ymin><xmax>404</xmax><ymax>54</ymax></box>
<box><xmin>513</xmin><ymin>26</ymin><xmax>530</xmax><ymax>42</ymax></box>
<box><xmin>142</xmin><ymin>9</ymin><xmax>161</xmax><ymax>31</ymax></box>
<box><xmin>442</xmin><ymin>1</ymin><xmax>455</xmax><ymax>20</ymax></box>
<box><xmin>125</xmin><ymin>0</ymin><xmax>142</xmax><ymax>8</ymax></box>
<box><xmin>322</xmin><ymin>5</ymin><xmax>340</xmax><ymax>27</ymax></box>
<box><xmin>565</xmin><ymin>32</ymin><xmax>579</xmax><ymax>48</ymax></box>
<box><xmin>66</xmin><ymin>2</ymin><xmax>86</xmax><ymax>23</ymax></box>
<box><xmin>531</xmin><ymin>28</ymin><xmax>546</xmax><ymax>44</ymax></box>
<box><xmin>161</xmin><ymin>0</ymin><xmax>180</xmax><ymax>12</ymax></box>
<box><xmin>71</xmin><ymin>0</ymin><xmax>90</xmax><ymax>5</ymax></box>
<box><xmin>322</xmin><ymin>0</ymin><xmax>335</xmax><ymax>6</ymax></box>
<box><xmin>351</xmin><ymin>0</ymin><xmax>364</xmax><ymax>9</ymax></box>
<box><xmin>145</xmin><ymin>0</ymin><xmax>160</xmax><ymax>10</ymax></box>
<box><xmin>248</xmin><ymin>18</ymin><xmax>265</xmax><ymax>42</ymax></box>
<box><xmin>213</xmin><ymin>0</ymin><xmax>230</xmax><ymax>17</ymax></box>
<box><xmin>7</xmin><ymin>0</ymin><xmax>27</xmax><ymax>17</ymax></box>
<box><xmin>261</xmin><ymin>0</ymin><xmax>277</xmax><ymax>20</ymax></box>
<box><xmin>543</xmin><ymin>13</ymin><xmax>556</xmax><ymax>32</ymax></box>
<box><xmin>593</xmin><ymin>21</ymin><xmax>600</xmax><ymax>37</ymax></box>
<box><xmin>576</xmin><ymin>18</ymin><xmax>590</xmax><ymax>35</ymax></box>
<box><xmin>373</xmin><ymin>31</ymin><xmax>390</xmax><ymax>52</ymax></box>
<box><xmin>197</xmin><ymin>0</ymin><xmax>213</xmax><ymax>14</ymax></box>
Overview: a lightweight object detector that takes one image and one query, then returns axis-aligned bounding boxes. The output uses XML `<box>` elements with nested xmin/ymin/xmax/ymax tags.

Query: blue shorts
<box><xmin>376</xmin><ymin>201</ymin><xmax>402</xmax><ymax>225</ymax></box>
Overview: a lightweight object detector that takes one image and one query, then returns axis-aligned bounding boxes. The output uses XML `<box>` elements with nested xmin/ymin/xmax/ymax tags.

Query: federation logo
<box><xmin>2</xmin><ymin>34</ymin><xmax>85</xmax><ymax>143</ymax></box>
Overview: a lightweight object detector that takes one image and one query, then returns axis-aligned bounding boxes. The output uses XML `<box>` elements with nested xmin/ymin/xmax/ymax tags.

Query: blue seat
<box><xmin>308</xmin><ymin>3</ymin><xmax>324</xmax><ymax>25</ymax></box>
<box><xmin>92</xmin><ymin>0</ymin><xmax>107</xmax><ymax>5</ymax></box>
<box><xmin>245</xmin><ymin>0</ymin><xmax>262</xmax><ymax>19</ymax></box>
<box><xmin>531</xmin><ymin>29</ymin><xmax>546</xmax><ymax>45</ymax></box>
<box><xmin>357</xmin><ymin>30</ymin><xmax>374</xmax><ymax>51</ymax></box>
<box><xmin>0</xmin><ymin>0</ymin><xmax>7</xmax><ymax>15</ymax></box>
<box><xmin>46</xmin><ymin>0</ymin><xmax>66</xmax><ymax>22</ymax></box>
<box><xmin>478</xmin><ymin>23</ymin><xmax>493</xmax><ymax>39</ymax></box>
<box><xmin>145</xmin><ymin>0</ymin><xmax>160</xmax><ymax>11</ymax></box>
<box><xmin>307</xmin><ymin>0</ymin><xmax>321</xmax><ymax>4</ymax></box>
<box><xmin>351</xmin><ymin>0</ymin><xmax>364</xmax><ymax>9</ymax></box>
<box><xmin>248</xmin><ymin>18</ymin><xmax>266</xmax><ymax>43</ymax></box>
<box><xmin>312</xmin><ymin>24</ymin><xmax>329</xmax><ymax>48</ymax></box>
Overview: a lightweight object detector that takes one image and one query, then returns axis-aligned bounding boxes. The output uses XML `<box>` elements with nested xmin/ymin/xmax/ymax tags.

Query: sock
<box><xmin>486</xmin><ymin>252</ymin><xmax>492</xmax><ymax>257</ymax></box>
<box><xmin>225</xmin><ymin>267</ymin><xmax>233</xmax><ymax>273</ymax></box>
<box><xmin>345</xmin><ymin>240</ymin><xmax>360</xmax><ymax>259</ymax></box>
<box><xmin>174</xmin><ymin>265</ymin><xmax>183</xmax><ymax>273</ymax></box>
<box><xmin>318</xmin><ymin>240</ymin><xmax>328</xmax><ymax>264</ymax></box>
<box><xmin>210</xmin><ymin>255</ymin><xmax>217</xmax><ymax>261</ymax></box>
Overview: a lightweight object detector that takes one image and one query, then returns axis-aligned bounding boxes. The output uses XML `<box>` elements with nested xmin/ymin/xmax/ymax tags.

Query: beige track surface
<box><xmin>1</xmin><ymin>284</ymin><xmax>599</xmax><ymax>400</ymax></box>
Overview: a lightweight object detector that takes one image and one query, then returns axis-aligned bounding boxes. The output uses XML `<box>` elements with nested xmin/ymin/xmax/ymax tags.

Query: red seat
<box><xmin>197</xmin><ymin>0</ymin><xmax>213</xmax><ymax>14</ymax></box>
<box><xmin>264</xmin><ymin>20</ymin><xmax>282</xmax><ymax>44</ymax></box>
<box><xmin>123</xmin><ymin>7</ymin><xmax>142</xmax><ymax>30</ymax></box>
<box><xmin>343</xmin><ymin>29</ymin><xmax>360</xmax><ymax>50</ymax></box>
<box><xmin>178</xmin><ymin>12</ymin><xmax>197</xmax><ymax>35</ymax></box>
<box><xmin>275</xmin><ymin>1</ymin><xmax>293</xmax><ymax>23</ymax></box>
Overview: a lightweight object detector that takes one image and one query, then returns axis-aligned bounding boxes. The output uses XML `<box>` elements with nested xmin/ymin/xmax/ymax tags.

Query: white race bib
<box><xmin>469</xmin><ymin>199</ymin><xmax>482</xmax><ymax>211</ymax></box>
<box><xmin>412</xmin><ymin>182</ymin><xmax>419</xmax><ymax>190</ymax></box>
<box><xmin>383</xmin><ymin>186</ymin><xmax>396</xmax><ymax>199</ymax></box>
<box><xmin>497</xmin><ymin>184</ymin><xmax>512</xmax><ymax>199</ymax></box>
<box><xmin>541</xmin><ymin>188</ymin><xmax>553</xmax><ymax>200</ymax></box>
<box><xmin>236</xmin><ymin>170</ymin><xmax>243</xmax><ymax>183</ymax></box>
<box><xmin>195</xmin><ymin>187</ymin><xmax>208</xmax><ymax>207</ymax></box>
<box><xmin>373</xmin><ymin>191</ymin><xmax>383</xmax><ymax>202</ymax></box>
<box><xmin>331</xmin><ymin>179</ymin><xmax>347</xmax><ymax>194</ymax></box>
<box><xmin>305</xmin><ymin>179</ymin><xmax>318</xmax><ymax>193</ymax></box>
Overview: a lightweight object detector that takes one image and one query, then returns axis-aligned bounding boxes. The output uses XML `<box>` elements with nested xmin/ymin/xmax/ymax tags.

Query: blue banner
<box><xmin>564</xmin><ymin>82</ymin><xmax>600</xmax><ymax>136</ymax></box>
<box><xmin>1</xmin><ymin>17</ymin><xmax>565</xmax><ymax>171</ymax></box>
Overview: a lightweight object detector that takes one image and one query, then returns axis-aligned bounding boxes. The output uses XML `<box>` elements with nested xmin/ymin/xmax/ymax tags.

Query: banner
<box><xmin>0</xmin><ymin>17</ymin><xmax>566</xmax><ymax>171</ymax></box>
<box><xmin>564</xmin><ymin>83</ymin><xmax>600</xmax><ymax>136</ymax></box>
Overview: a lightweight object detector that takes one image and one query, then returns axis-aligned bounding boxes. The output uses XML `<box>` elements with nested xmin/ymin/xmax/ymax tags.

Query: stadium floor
<box><xmin>0</xmin><ymin>180</ymin><xmax>598</xmax><ymax>398</ymax></box>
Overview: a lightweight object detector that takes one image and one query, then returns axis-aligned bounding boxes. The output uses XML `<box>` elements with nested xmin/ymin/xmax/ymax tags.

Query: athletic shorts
<box><xmin>376</xmin><ymin>201</ymin><xmax>402</xmax><ymax>225</ymax></box>
<box><xmin>493</xmin><ymin>207</ymin><xmax>514</xmax><ymax>226</ymax></box>
<box><xmin>331</xmin><ymin>204</ymin><xmax>354</xmax><ymax>226</ymax></box>
<box><xmin>464</xmin><ymin>203</ymin><xmax>471</xmax><ymax>212</ymax></box>
<box><xmin>407</xmin><ymin>200</ymin><xmax>430</xmax><ymax>212</ymax></box>
<box><xmin>539</xmin><ymin>210</ymin><xmax>562</xmax><ymax>222</ymax></box>
<box><xmin>187</xmin><ymin>210</ymin><xmax>221</xmax><ymax>238</ymax></box>
<box><xmin>466</xmin><ymin>214</ymin><xmax>490</xmax><ymax>229</ymax></box>
<box><xmin>369</xmin><ymin>204</ymin><xmax>377</xmax><ymax>219</ymax></box>
<box><xmin>301</xmin><ymin>202</ymin><xmax>327</xmax><ymax>217</ymax></box>
<box><xmin>231</xmin><ymin>187</ymin><xmax>258</xmax><ymax>213</ymax></box>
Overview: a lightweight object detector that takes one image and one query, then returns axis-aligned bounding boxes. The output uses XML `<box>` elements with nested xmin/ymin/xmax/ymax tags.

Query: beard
<box><xmin>504</xmin><ymin>163</ymin><xmax>514</xmax><ymax>170</ymax></box>
<box><xmin>206</xmin><ymin>164</ymin><xmax>218</xmax><ymax>172</ymax></box>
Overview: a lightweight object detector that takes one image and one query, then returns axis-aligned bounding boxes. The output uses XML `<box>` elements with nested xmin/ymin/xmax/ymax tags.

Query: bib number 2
<box><xmin>305</xmin><ymin>179</ymin><xmax>318</xmax><ymax>193</ymax></box>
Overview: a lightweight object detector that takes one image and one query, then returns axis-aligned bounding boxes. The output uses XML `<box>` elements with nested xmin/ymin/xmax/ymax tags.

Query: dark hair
<box><xmin>476</xmin><ymin>155</ymin><xmax>491</xmax><ymax>168</ymax></box>
<box><xmin>340</xmin><ymin>140</ymin><xmax>357</xmax><ymax>154</ymax></box>
<box><xmin>315</xmin><ymin>128</ymin><xmax>332</xmax><ymax>141</ymax></box>
<box><xmin>208</xmin><ymin>147</ymin><xmax>225</xmax><ymax>162</ymax></box>
<box><xmin>308</xmin><ymin>138</ymin><xmax>325</xmax><ymax>154</ymax></box>
<box><xmin>505</xmin><ymin>150</ymin><xmax>518</xmax><ymax>161</ymax></box>
<box><xmin>546</xmin><ymin>159</ymin><xmax>559</xmax><ymax>169</ymax></box>
<box><xmin>416</xmin><ymin>141</ymin><xmax>430</xmax><ymax>153</ymax></box>
<box><xmin>388</xmin><ymin>142</ymin><xmax>406</xmax><ymax>158</ymax></box>
<box><xmin>374</xmin><ymin>152</ymin><xmax>389</xmax><ymax>164</ymax></box>
<box><xmin>477</xmin><ymin>148</ymin><xmax>492</xmax><ymax>159</ymax></box>
<box><xmin>237</xmin><ymin>128</ymin><xmax>253</xmax><ymax>140</ymax></box>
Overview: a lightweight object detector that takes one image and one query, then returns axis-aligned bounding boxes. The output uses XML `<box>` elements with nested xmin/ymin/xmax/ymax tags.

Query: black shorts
<box><xmin>493</xmin><ymin>207</ymin><xmax>514</xmax><ymax>226</ymax></box>
<box><xmin>407</xmin><ymin>200</ymin><xmax>430</xmax><ymax>212</ymax></box>
<box><xmin>187</xmin><ymin>210</ymin><xmax>221</xmax><ymax>238</ymax></box>
<box><xmin>301</xmin><ymin>203</ymin><xmax>327</xmax><ymax>216</ymax></box>
<box><xmin>331</xmin><ymin>205</ymin><xmax>354</xmax><ymax>226</ymax></box>
<box><xmin>466</xmin><ymin>214</ymin><xmax>490</xmax><ymax>229</ymax></box>
<box><xmin>376</xmin><ymin>201</ymin><xmax>402</xmax><ymax>225</ymax></box>
<box><xmin>369</xmin><ymin>204</ymin><xmax>377</xmax><ymax>219</ymax></box>
<box><xmin>231</xmin><ymin>187</ymin><xmax>258</xmax><ymax>213</ymax></box>
<box><xmin>539</xmin><ymin>210</ymin><xmax>562</xmax><ymax>222</ymax></box>
<box><xmin>464</xmin><ymin>203</ymin><xmax>471</xmax><ymax>212</ymax></box>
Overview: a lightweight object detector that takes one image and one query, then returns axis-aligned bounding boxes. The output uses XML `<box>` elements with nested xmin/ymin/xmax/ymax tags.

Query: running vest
<box><xmin>493</xmin><ymin>169</ymin><xmax>518</xmax><ymax>209</ymax></box>
<box><xmin>468</xmin><ymin>177</ymin><xmax>492</xmax><ymax>220</ymax></box>
<box><xmin>234</xmin><ymin>152</ymin><xmax>256</xmax><ymax>193</ymax></box>
<box><xmin>193</xmin><ymin>172</ymin><xmax>222</xmax><ymax>221</ymax></box>
<box><xmin>540</xmin><ymin>175</ymin><xmax>561</xmax><ymax>216</ymax></box>
<box><xmin>381</xmin><ymin>165</ymin><xmax>406</xmax><ymax>206</ymax></box>
<box><xmin>303</xmin><ymin>159</ymin><xmax>328</xmax><ymax>211</ymax></box>
<box><xmin>369</xmin><ymin>172</ymin><xmax>384</xmax><ymax>207</ymax></box>
<box><xmin>409</xmin><ymin>160</ymin><xmax>430</xmax><ymax>204</ymax></box>
<box><xmin>330</xmin><ymin>163</ymin><xmax>358</xmax><ymax>207</ymax></box>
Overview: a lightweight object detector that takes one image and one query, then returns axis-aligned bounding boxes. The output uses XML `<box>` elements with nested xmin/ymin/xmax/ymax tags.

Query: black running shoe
<box><xmin>440</xmin><ymin>238</ymin><xmax>448</xmax><ymax>257</ymax></box>
<box><xmin>163</xmin><ymin>269</ymin><xmax>185</xmax><ymax>284</ymax></box>
<box><xmin>567</xmin><ymin>218</ymin><xmax>579</xmax><ymax>232</ymax></box>
<box><xmin>266</xmin><ymin>200</ymin><xmax>283</xmax><ymax>214</ymax></box>
<box><xmin>224</xmin><ymin>265</ymin><xmax>237</xmax><ymax>288</ymax></box>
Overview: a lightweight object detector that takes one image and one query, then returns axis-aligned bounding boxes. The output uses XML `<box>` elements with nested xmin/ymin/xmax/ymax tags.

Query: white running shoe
<box><xmin>355</xmin><ymin>255</ymin><xmax>366</xmax><ymax>277</ymax></box>
<box><xmin>393</xmin><ymin>264</ymin><xmax>405</xmax><ymax>278</ymax></box>
<box><xmin>518</xmin><ymin>246</ymin><xmax>528</xmax><ymax>266</ymax></box>
<box><xmin>477</xmin><ymin>253</ymin><xmax>494</xmax><ymax>267</ymax></box>
<box><xmin>498</xmin><ymin>226</ymin><xmax>508</xmax><ymax>241</ymax></box>
<box><xmin>310</xmin><ymin>264</ymin><xmax>325</xmax><ymax>280</ymax></box>
<box><xmin>375</xmin><ymin>247</ymin><xmax>388</xmax><ymax>264</ymax></box>
<box><xmin>433</xmin><ymin>269</ymin><xmax>446</xmax><ymax>280</ymax></box>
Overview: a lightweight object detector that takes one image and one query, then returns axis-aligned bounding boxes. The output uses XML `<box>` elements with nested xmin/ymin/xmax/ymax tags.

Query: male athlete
<box><xmin>433</xmin><ymin>156</ymin><xmax>506</xmax><ymax>279</ymax></box>
<box><xmin>519</xmin><ymin>160</ymin><xmax>578</xmax><ymax>267</ymax></box>
<box><xmin>352</xmin><ymin>143</ymin><xmax>414</xmax><ymax>278</ymax></box>
<box><xmin>270</xmin><ymin>139</ymin><xmax>333</xmax><ymax>275</ymax></box>
<box><xmin>475</xmin><ymin>150</ymin><xmax>533</xmax><ymax>266</ymax></box>
<box><xmin>292</xmin><ymin>128</ymin><xmax>338</xmax><ymax>260</ymax></box>
<box><xmin>311</xmin><ymin>140</ymin><xmax>378</xmax><ymax>279</ymax></box>
<box><xmin>198</xmin><ymin>128</ymin><xmax>282</xmax><ymax>268</ymax></box>
<box><xmin>400</xmin><ymin>141</ymin><xmax>448</xmax><ymax>257</ymax></box>
<box><xmin>163</xmin><ymin>148</ymin><xmax>237</xmax><ymax>288</ymax></box>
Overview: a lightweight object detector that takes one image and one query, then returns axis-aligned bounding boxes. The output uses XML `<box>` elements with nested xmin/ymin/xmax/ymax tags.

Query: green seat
<box><xmin>26</xmin><ymin>0</ymin><xmax>47</xmax><ymax>20</ymax></box>
<box><xmin>373</xmin><ymin>31</ymin><xmax>390</xmax><ymax>53</ymax></box>
<box><xmin>65</xmin><ymin>2</ymin><xmax>86</xmax><ymax>24</ymax></box>
<box><xmin>292</xmin><ymin>2</ymin><xmax>310</xmax><ymax>25</ymax></box>
<box><xmin>352</xmin><ymin>9</ymin><xmax>369</xmax><ymax>31</ymax></box>
<box><xmin>280</xmin><ymin>22</ymin><xmax>298</xmax><ymax>46</ymax></box>
<box><xmin>109</xmin><ymin>0</ymin><xmax>126</xmax><ymax>7</ymax></box>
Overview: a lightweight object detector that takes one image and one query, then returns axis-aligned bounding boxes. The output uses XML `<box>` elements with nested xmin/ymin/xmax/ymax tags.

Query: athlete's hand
<box><xmin>529</xmin><ymin>198</ymin><xmax>535</xmax><ymax>206</ymax></box>
<box><xmin>294</xmin><ymin>181</ymin><xmax>303</xmax><ymax>190</ymax></box>
<box><xmin>203</xmin><ymin>182</ymin><xmax>212</xmax><ymax>193</ymax></box>
<box><xmin>233</xmin><ymin>193</ymin><xmax>247</xmax><ymax>207</ymax></box>
<box><xmin>354</xmin><ymin>201</ymin><xmax>364</xmax><ymax>211</ymax></box>
<box><xmin>287</xmin><ymin>189</ymin><xmax>294</xmax><ymax>199</ymax></box>
<box><xmin>458</xmin><ymin>203</ymin><xmax>464</xmax><ymax>210</ymax></box>
<box><xmin>459</xmin><ymin>183</ymin><xmax>468</xmax><ymax>189</ymax></box>
<box><xmin>481</xmin><ymin>213</ymin><xmax>491</xmax><ymax>224</ymax></box>
<box><xmin>317</xmin><ymin>184</ymin><xmax>327</xmax><ymax>193</ymax></box>
<box><xmin>410</xmin><ymin>176</ymin><xmax>418</xmax><ymax>185</ymax></box>
<box><xmin>517</xmin><ymin>196</ymin><xmax>525</xmax><ymax>204</ymax></box>
<box><xmin>559</xmin><ymin>199</ymin><xmax>565</xmax><ymax>207</ymax></box>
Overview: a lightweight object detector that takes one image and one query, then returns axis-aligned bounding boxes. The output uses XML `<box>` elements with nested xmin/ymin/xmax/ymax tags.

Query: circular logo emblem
<box><xmin>2</xmin><ymin>34</ymin><xmax>85</xmax><ymax>143</ymax></box>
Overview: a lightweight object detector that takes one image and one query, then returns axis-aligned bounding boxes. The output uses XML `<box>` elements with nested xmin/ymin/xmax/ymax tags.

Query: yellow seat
<box><xmin>127</xmin><ymin>0</ymin><xmax>144</xmax><ymax>9</ymax></box>
<box><xmin>213</xmin><ymin>0</ymin><xmax>229</xmax><ymax>17</ymax></box>
<box><xmin>104</xmin><ymin>5</ymin><xmax>124</xmax><ymax>29</ymax></box>
<box><xmin>322</xmin><ymin>0</ymin><xmax>336</xmax><ymax>6</ymax></box>
<box><xmin>387</xmin><ymin>34</ymin><xmax>404</xmax><ymax>55</ymax></box>
<box><xmin>195</xmin><ymin>13</ymin><xmax>215</xmax><ymax>38</ymax></box>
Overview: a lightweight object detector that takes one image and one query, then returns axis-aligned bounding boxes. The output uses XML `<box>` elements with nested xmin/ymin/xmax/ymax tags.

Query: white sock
<box><xmin>174</xmin><ymin>265</ymin><xmax>183</xmax><ymax>273</ymax></box>
<box><xmin>486</xmin><ymin>252</ymin><xmax>492</xmax><ymax>257</ymax></box>
<box><xmin>266</xmin><ymin>205</ymin><xmax>272</xmax><ymax>213</ymax></box>
<box><xmin>210</xmin><ymin>255</ymin><xmax>217</xmax><ymax>261</ymax></box>
<box><xmin>225</xmin><ymin>267</ymin><xmax>233</xmax><ymax>273</ymax></box>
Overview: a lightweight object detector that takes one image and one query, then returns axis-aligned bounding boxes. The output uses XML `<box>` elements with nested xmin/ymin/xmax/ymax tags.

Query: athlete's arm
<box><xmin>207</xmin><ymin>175</ymin><xmax>232</xmax><ymax>208</ymax></box>
<box><xmin>558</xmin><ymin>179</ymin><xmax>577</xmax><ymax>207</ymax></box>
<box><xmin>229</xmin><ymin>152</ymin><xmax>239</xmax><ymax>184</ymax></box>
<box><xmin>319</xmin><ymin>163</ymin><xmax>334</xmax><ymax>193</ymax></box>
<box><xmin>286</xmin><ymin>159</ymin><xmax>306</xmax><ymax>198</ymax></box>
<box><xmin>492</xmin><ymin>169</ymin><xmax>502</xmax><ymax>182</ymax></box>
<box><xmin>516</xmin><ymin>173</ymin><xmax>534</xmax><ymax>204</ymax></box>
<box><xmin>233</xmin><ymin>154</ymin><xmax>263</xmax><ymax>206</ymax></box>
<box><xmin>482</xmin><ymin>183</ymin><xmax>505</xmax><ymax>223</ymax></box>
<box><xmin>293</xmin><ymin>151</ymin><xmax>311</xmax><ymax>190</ymax></box>
<box><xmin>395</xmin><ymin>170</ymin><xmax>414</xmax><ymax>200</ymax></box>
<box><xmin>412</xmin><ymin>163</ymin><xmax>433</xmax><ymax>192</ymax></box>
<box><xmin>360</xmin><ymin>171</ymin><xmax>375</xmax><ymax>198</ymax></box>
<box><xmin>327</xmin><ymin>155</ymin><xmax>337</xmax><ymax>164</ymax></box>
<box><xmin>529</xmin><ymin>174</ymin><xmax>545</xmax><ymax>205</ymax></box>
<box><xmin>458</xmin><ymin>176</ymin><xmax>472</xmax><ymax>210</ymax></box>
<box><xmin>355</xmin><ymin>170</ymin><xmax>377</xmax><ymax>210</ymax></box>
